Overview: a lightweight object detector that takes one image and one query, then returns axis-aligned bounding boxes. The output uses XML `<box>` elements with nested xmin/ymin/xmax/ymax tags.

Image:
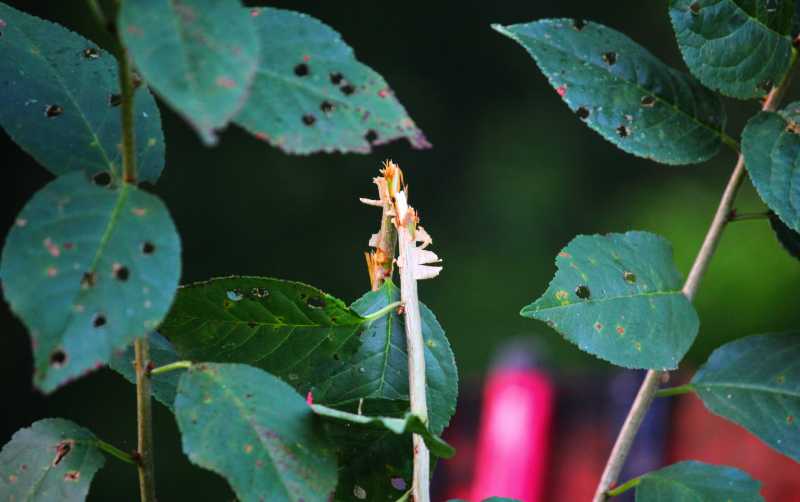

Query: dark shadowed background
<box><xmin>2</xmin><ymin>1</ymin><xmax>799</xmax><ymax>500</ymax></box>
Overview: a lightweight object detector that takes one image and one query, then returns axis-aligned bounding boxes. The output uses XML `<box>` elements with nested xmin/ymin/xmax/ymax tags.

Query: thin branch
<box><xmin>118</xmin><ymin>45</ymin><xmax>137</xmax><ymax>183</ymax></box>
<box><xmin>134</xmin><ymin>338</ymin><xmax>156</xmax><ymax>501</ymax></box>
<box><xmin>728</xmin><ymin>210</ymin><xmax>770</xmax><ymax>222</ymax></box>
<box><xmin>591</xmin><ymin>58</ymin><xmax>799</xmax><ymax>502</ymax></box>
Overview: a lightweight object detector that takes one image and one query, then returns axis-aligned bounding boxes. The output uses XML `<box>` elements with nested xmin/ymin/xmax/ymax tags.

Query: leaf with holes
<box><xmin>769</xmin><ymin>211</ymin><xmax>800</xmax><ymax>260</ymax></box>
<box><xmin>0</xmin><ymin>418</ymin><xmax>105</xmax><ymax>501</ymax></box>
<box><xmin>175</xmin><ymin>363</ymin><xmax>337</xmax><ymax>502</ymax></box>
<box><xmin>313</xmin><ymin>280</ymin><xmax>457</xmax><ymax>436</ymax></box>
<box><xmin>492</xmin><ymin>19</ymin><xmax>726</xmax><ymax>165</ymax></box>
<box><xmin>314</xmin><ymin>402</ymin><xmax>454</xmax><ymax>502</ymax></box>
<box><xmin>669</xmin><ymin>0</ymin><xmax>794</xmax><ymax>99</ymax></box>
<box><xmin>0</xmin><ymin>172</ymin><xmax>181</xmax><ymax>392</ymax></box>
<box><xmin>312</xmin><ymin>404</ymin><xmax>454</xmax><ymax>459</ymax></box>
<box><xmin>742</xmin><ymin>102</ymin><xmax>800</xmax><ymax>233</ymax></box>
<box><xmin>108</xmin><ymin>332</ymin><xmax>181</xmax><ymax>410</ymax></box>
<box><xmin>0</xmin><ymin>2</ymin><xmax>165</xmax><ymax>183</ymax></box>
<box><xmin>634</xmin><ymin>461</ymin><xmax>763</xmax><ymax>501</ymax></box>
<box><xmin>521</xmin><ymin>231</ymin><xmax>698</xmax><ymax>369</ymax></box>
<box><xmin>159</xmin><ymin>276</ymin><xmax>365</xmax><ymax>393</ymax></box>
<box><xmin>119</xmin><ymin>0</ymin><xmax>259</xmax><ymax>145</ymax></box>
<box><xmin>234</xmin><ymin>7</ymin><xmax>430</xmax><ymax>154</ymax></box>
<box><xmin>691</xmin><ymin>332</ymin><xmax>800</xmax><ymax>461</ymax></box>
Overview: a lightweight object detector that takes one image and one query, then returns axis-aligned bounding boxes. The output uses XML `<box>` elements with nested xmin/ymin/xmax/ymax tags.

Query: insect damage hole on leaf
<box><xmin>45</xmin><ymin>105</ymin><xmax>63</xmax><ymax>118</ymax></box>
<box><xmin>294</xmin><ymin>63</ymin><xmax>310</xmax><ymax>76</ymax></box>
<box><xmin>50</xmin><ymin>350</ymin><xmax>67</xmax><ymax>367</ymax></box>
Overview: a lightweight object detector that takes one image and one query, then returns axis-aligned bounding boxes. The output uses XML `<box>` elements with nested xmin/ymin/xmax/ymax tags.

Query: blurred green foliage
<box><xmin>1</xmin><ymin>1</ymin><xmax>798</xmax><ymax>500</ymax></box>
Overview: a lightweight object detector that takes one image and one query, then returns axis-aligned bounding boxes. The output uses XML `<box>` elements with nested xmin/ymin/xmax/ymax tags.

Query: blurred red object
<box><xmin>669</xmin><ymin>393</ymin><xmax>800</xmax><ymax>502</ymax></box>
<box><xmin>468</xmin><ymin>369</ymin><xmax>555</xmax><ymax>502</ymax></box>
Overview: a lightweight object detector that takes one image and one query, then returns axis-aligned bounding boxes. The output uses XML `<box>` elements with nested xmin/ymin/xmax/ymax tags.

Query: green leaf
<box><xmin>312</xmin><ymin>404</ymin><xmax>454</xmax><ymax>459</ymax></box>
<box><xmin>692</xmin><ymin>332</ymin><xmax>800</xmax><ymax>462</ymax></box>
<box><xmin>0</xmin><ymin>2</ymin><xmax>165</xmax><ymax>183</ymax></box>
<box><xmin>175</xmin><ymin>362</ymin><xmax>337</xmax><ymax>502</ymax></box>
<box><xmin>492</xmin><ymin>19</ymin><xmax>726</xmax><ymax>165</ymax></box>
<box><xmin>0</xmin><ymin>418</ymin><xmax>105</xmax><ymax>501</ymax></box>
<box><xmin>119</xmin><ymin>0</ymin><xmax>259</xmax><ymax>145</ymax></box>
<box><xmin>635</xmin><ymin>461</ymin><xmax>763</xmax><ymax>501</ymax></box>
<box><xmin>769</xmin><ymin>211</ymin><xmax>800</xmax><ymax>260</ymax></box>
<box><xmin>160</xmin><ymin>276</ymin><xmax>365</xmax><ymax>393</ymax></box>
<box><xmin>108</xmin><ymin>332</ymin><xmax>181</xmax><ymax>410</ymax></box>
<box><xmin>669</xmin><ymin>0</ymin><xmax>794</xmax><ymax>99</ymax></box>
<box><xmin>742</xmin><ymin>102</ymin><xmax>800</xmax><ymax>232</ymax></box>
<box><xmin>0</xmin><ymin>172</ymin><xmax>181</xmax><ymax>392</ymax></box>
<box><xmin>313</xmin><ymin>280</ymin><xmax>458</xmax><ymax>435</ymax></box>
<box><xmin>234</xmin><ymin>7</ymin><xmax>430</xmax><ymax>154</ymax></box>
<box><xmin>521</xmin><ymin>231</ymin><xmax>698</xmax><ymax>370</ymax></box>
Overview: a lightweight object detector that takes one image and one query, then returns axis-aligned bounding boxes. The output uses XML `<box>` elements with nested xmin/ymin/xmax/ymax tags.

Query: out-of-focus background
<box><xmin>2</xmin><ymin>1</ymin><xmax>799</xmax><ymax>500</ymax></box>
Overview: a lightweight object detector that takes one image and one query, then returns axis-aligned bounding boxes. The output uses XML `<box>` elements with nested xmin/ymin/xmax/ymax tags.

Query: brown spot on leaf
<box><xmin>109</xmin><ymin>94</ymin><xmax>122</xmax><ymax>107</ymax></box>
<box><xmin>112</xmin><ymin>263</ymin><xmax>129</xmax><ymax>281</ymax></box>
<box><xmin>216</xmin><ymin>76</ymin><xmax>236</xmax><ymax>89</ymax></box>
<box><xmin>44</xmin><ymin>238</ymin><xmax>60</xmax><ymax>257</ymax></box>
<box><xmin>575</xmin><ymin>285</ymin><xmax>591</xmax><ymax>299</ymax></box>
<box><xmin>690</xmin><ymin>1</ymin><xmax>701</xmax><ymax>14</ymax></box>
<box><xmin>576</xmin><ymin>106</ymin><xmax>590</xmax><ymax>120</ymax></box>
<box><xmin>617</xmin><ymin>125</ymin><xmax>630</xmax><ymax>138</ymax></box>
<box><xmin>81</xmin><ymin>272</ymin><xmax>96</xmax><ymax>288</ymax></box>
<box><xmin>616</xmin><ymin>325</ymin><xmax>625</xmax><ymax>335</ymax></box>
<box><xmin>641</xmin><ymin>95</ymin><xmax>656</xmax><ymax>107</ymax></box>
<box><xmin>365</xmin><ymin>129</ymin><xmax>378</xmax><ymax>143</ymax></box>
<box><xmin>320</xmin><ymin>100</ymin><xmax>334</xmax><ymax>114</ymax></box>
<box><xmin>93</xmin><ymin>313</ymin><xmax>107</xmax><ymax>328</ymax></box>
<box><xmin>45</xmin><ymin>105</ymin><xmax>63</xmax><ymax>118</ymax></box>
<box><xmin>50</xmin><ymin>350</ymin><xmax>67</xmax><ymax>367</ymax></box>
<box><xmin>624</xmin><ymin>271</ymin><xmax>636</xmax><ymax>283</ymax></box>
<box><xmin>53</xmin><ymin>440</ymin><xmax>74</xmax><ymax>466</ymax></box>
<box><xmin>302</xmin><ymin>114</ymin><xmax>316</xmax><ymax>126</ymax></box>
<box><xmin>341</xmin><ymin>83</ymin><xmax>356</xmax><ymax>95</ymax></box>
<box><xmin>330</xmin><ymin>72</ymin><xmax>344</xmax><ymax>85</ymax></box>
<box><xmin>594</xmin><ymin>322</ymin><xmax>603</xmax><ymax>332</ymax></box>
<box><xmin>92</xmin><ymin>171</ymin><xmax>111</xmax><ymax>186</ymax></box>
<box><xmin>64</xmin><ymin>470</ymin><xmax>80</xmax><ymax>481</ymax></box>
<box><xmin>573</xmin><ymin>19</ymin><xmax>586</xmax><ymax>31</ymax></box>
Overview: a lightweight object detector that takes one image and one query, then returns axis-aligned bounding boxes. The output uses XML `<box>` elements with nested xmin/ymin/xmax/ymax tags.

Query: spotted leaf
<box><xmin>159</xmin><ymin>276</ymin><xmax>365</xmax><ymax>395</ymax></box>
<box><xmin>669</xmin><ymin>0</ymin><xmax>794</xmax><ymax>99</ymax></box>
<box><xmin>742</xmin><ymin>102</ymin><xmax>800</xmax><ymax>233</ymax></box>
<box><xmin>493</xmin><ymin>19</ymin><xmax>726</xmax><ymax>165</ymax></box>
<box><xmin>521</xmin><ymin>231</ymin><xmax>699</xmax><ymax>369</ymax></box>
<box><xmin>0</xmin><ymin>418</ymin><xmax>105</xmax><ymax>501</ymax></box>
<box><xmin>692</xmin><ymin>332</ymin><xmax>800</xmax><ymax>462</ymax></box>
<box><xmin>0</xmin><ymin>172</ymin><xmax>181</xmax><ymax>392</ymax></box>
<box><xmin>0</xmin><ymin>2</ymin><xmax>164</xmax><ymax>182</ymax></box>
<box><xmin>175</xmin><ymin>363</ymin><xmax>337</xmax><ymax>502</ymax></box>
<box><xmin>119</xmin><ymin>0</ymin><xmax>259</xmax><ymax>145</ymax></box>
<box><xmin>234</xmin><ymin>7</ymin><xmax>430</xmax><ymax>154</ymax></box>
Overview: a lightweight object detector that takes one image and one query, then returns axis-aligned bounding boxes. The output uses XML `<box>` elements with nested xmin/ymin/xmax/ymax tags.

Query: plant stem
<box><xmin>95</xmin><ymin>439</ymin><xmax>138</xmax><ymax>465</ymax></box>
<box><xmin>397</xmin><ymin>226</ymin><xmax>430</xmax><ymax>502</ymax></box>
<box><xmin>149</xmin><ymin>360</ymin><xmax>192</xmax><ymax>376</ymax></box>
<box><xmin>134</xmin><ymin>338</ymin><xmax>156</xmax><ymax>501</ymax></box>
<box><xmin>655</xmin><ymin>384</ymin><xmax>695</xmax><ymax>398</ymax></box>
<box><xmin>363</xmin><ymin>301</ymin><xmax>403</xmax><ymax>322</ymax></box>
<box><xmin>591</xmin><ymin>64</ymin><xmax>798</xmax><ymax>502</ymax></box>
<box><xmin>606</xmin><ymin>476</ymin><xmax>641</xmax><ymax>498</ymax></box>
<box><xmin>118</xmin><ymin>44</ymin><xmax>137</xmax><ymax>183</ymax></box>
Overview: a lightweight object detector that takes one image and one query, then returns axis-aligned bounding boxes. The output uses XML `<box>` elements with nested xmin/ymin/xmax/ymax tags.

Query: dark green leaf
<box><xmin>742</xmin><ymin>102</ymin><xmax>800</xmax><ymax>232</ymax></box>
<box><xmin>313</xmin><ymin>280</ymin><xmax>458</xmax><ymax>435</ymax></box>
<box><xmin>119</xmin><ymin>0</ymin><xmax>259</xmax><ymax>145</ymax></box>
<box><xmin>769</xmin><ymin>211</ymin><xmax>800</xmax><ymax>260</ymax></box>
<box><xmin>635</xmin><ymin>461</ymin><xmax>763</xmax><ymax>501</ymax></box>
<box><xmin>492</xmin><ymin>19</ymin><xmax>726</xmax><ymax>165</ymax></box>
<box><xmin>669</xmin><ymin>0</ymin><xmax>794</xmax><ymax>99</ymax></box>
<box><xmin>692</xmin><ymin>332</ymin><xmax>800</xmax><ymax>461</ymax></box>
<box><xmin>521</xmin><ymin>231</ymin><xmax>698</xmax><ymax>369</ymax></box>
<box><xmin>175</xmin><ymin>363</ymin><xmax>337</xmax><ymax>502</ymax></box>
<box><xmin>235</xmin><ymin>7</ymin><xmax>430</xmax><ymax>154</ymax></box>
<box><xmin>0</xmin><ymin>172</ymin><xmax>181</xmax><ymax>392</ymax></box>
<box><xmin>312</xmin><ymin>404</ymin><xmax>454</xmax><ymax>459</ymax></box>
<box><xmin>160</xmin><ymin>276</ymin><xmax>364</xmax><ymax>393</ymax></box>
<box><xmin>108</xmin><ymin>332</ymin><xmax>181</xmax><ymax>410</ymax></box>
<box><xmin>0</xmin><ymin>418</ymin><xmax>105</xmax><ymax>501</ymax></box>
<box><xmin>0</xmin><ymin>2</ymin><xmax>164</xmax><ymax>182</ymax></box>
